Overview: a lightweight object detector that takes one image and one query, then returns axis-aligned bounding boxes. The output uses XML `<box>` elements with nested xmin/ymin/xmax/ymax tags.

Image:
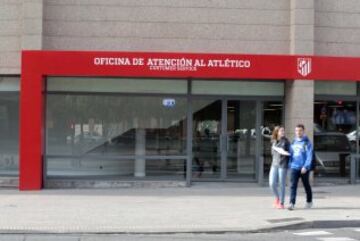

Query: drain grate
<box><xmin>266</xmin><ymin>217</ymin><xmax>305</xmax><ymax>223</ymax></box>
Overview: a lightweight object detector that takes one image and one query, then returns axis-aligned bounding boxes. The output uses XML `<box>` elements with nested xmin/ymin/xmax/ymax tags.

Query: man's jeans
<box><xmin>289</xmin><ymin>168</ymin><xmax>312</xmax><ymax>205</ymax></box>
<box><xmin>269</xmin><ymin>166</ymin><xmax>287</xmax><ymax>205</ymax></box>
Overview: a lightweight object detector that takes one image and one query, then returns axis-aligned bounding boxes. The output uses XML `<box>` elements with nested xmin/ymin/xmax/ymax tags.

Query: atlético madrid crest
<box><xmin>297</xmin><ymin>57</ymin><xmax>312</xmax><ymax>77</ymax></box>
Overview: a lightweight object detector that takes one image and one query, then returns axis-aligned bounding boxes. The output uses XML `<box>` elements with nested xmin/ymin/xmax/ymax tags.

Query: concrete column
<box><xmin>286</xmin><ymin>0</ymin><xmax>315</xmax><ymax>141</ymax></box>
<box><xmin>21</xmin><ymin>0</ymin><xmax>43</xmax><ymax>50</ymax></box>
<box><xmin>285</xmin><ymin>80</ymin><xmax>314</xmax><ymax>140</ymax></box>
<box><xmin>286</xmin><ymin>0</ymin><xmax>315</xmax><ymax>185</ymax></box>
<box><xmin>134</xmin><ymin>128</ymin><xmax>146</xmax><ymax>177</ymax></box>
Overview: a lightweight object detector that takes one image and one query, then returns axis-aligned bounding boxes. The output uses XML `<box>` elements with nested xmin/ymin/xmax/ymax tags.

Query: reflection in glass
<box><xmin>314</xmin><ymin>101</ymin><xmax>356</xmax><ymax>177</ymax></box>
<box><xmin>46</xmin><ymin>94</ymin><xmax>187</xmax><ymax>178</ymax></box>
<box><xmin>192</xmin><ymin>99</ymin><xmax>221</xmax><ymax>179</ymax></box>
<box><xmin>262</xmin><ymin>102</ymin><xmax>283</xmax><ymax>176</ymax></box>
<box><xmin>227</xmin><ymin>101</ymin><xmax>257</xmax><ymax>179</ymax></box>
<box><xmin>47</xmin><ymin>158</ymin><xmax>185</xmax><ymax>179</ymax></box>
<box><xmin>0</xmin><ymin>93</ymin><xmax>19</xmax><ymax>176</ymax></box>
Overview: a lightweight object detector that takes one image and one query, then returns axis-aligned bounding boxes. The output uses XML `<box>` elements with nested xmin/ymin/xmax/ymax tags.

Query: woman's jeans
<box><xmin>289</xmin><ymin>168</ymin><xmax>312</xmax><ymax>205</ymax></box>
<box><xmin>269</xmin><ymin>166</ymin><xmax>287</xmax><ymax>205</ymax></box>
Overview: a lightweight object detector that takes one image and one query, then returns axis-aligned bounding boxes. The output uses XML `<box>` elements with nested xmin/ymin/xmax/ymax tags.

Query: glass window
<box><xmin>0</xmin><ymin>76</ymin><xmax>20</xmax><ymax>176</ymax></box>
<box><xmin>358</xmin><ymin>102</ymin><xmax>360</xmax><ymax>179</ymax></box>
<box><xmin>262</xmin><ymin>102</ymin><xmax>283</xmax><ymax>176</ymax></box>
<box><xmin>314</xmin><ymin>100</ymin><xmax>356</xmax><ymax>178</ymax></box>
<box><xmin>314</xmin><ymin>135</ymin><xmax>351</xmax><ymax>152</ymax></box>
<box><xmin>192</xmin><ymin>80</ymin><xmax>284</xmax><ymax>96</ymax></box>
<box><xmin>0</xmin><ymin>76</ymin><xmax>20</xmax><ymax>91</ymax></box>
<box><xmin>46</xmin><ymin>94</ymin><xmax>187</xmax><ymax>178</ymax></box>
<box><xmin>46</xmin><ymin>157</ymin><xmax>186</xmax><ymax>179</ymax></box>
<box><xmin>315</xmin><ymin>81</ymin><xmax>356</xmax><ymax>96</ymax></box>
<box><xmin>47</xmin><ymin>77</ymin><xmax>188</xmax><ymax>94</ymax></box>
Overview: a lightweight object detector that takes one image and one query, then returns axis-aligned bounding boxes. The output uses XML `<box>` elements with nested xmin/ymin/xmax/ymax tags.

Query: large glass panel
<box><xmin>47</xmin><ymin>158</ymin><xmax>186</xmax><ymax>179</ymax></box>
<box><xmin>192</xmin><ymin>80</ymin><xmax>284</xmax><ymax>96</ymax></box>
<box><xmin>262</xmin><ymin>102</ymin><xmax>283</xmax><ymax>176</ymax></box>
<box><xmin>0</xmin><ymin>92</ymin><xmax>19</xmax><ymax>176</ymax></box>
<box><xmin>46</xmin><ymin>94</ymin><xmax>187</xmax><ymax>178</ymax></box>
<box><xmin>0</xmin><ymin>76</ymin><xmax>20</xmax><ymax>91</ymax></box>
<box><xmin>314</xmin><ymin>100</ymin><xmax>356</xmax><ymax>178</ymax></box>
<box><xmin>192</xmin><ymin>99</ymin><xmax>221</xmax><ymax>179</ymax></box>
<box><xmin>358</xmin><ymin>102</ymin><xmax>360</xmax><ymax>180</ymax></box>
<box><xmin>315</xmin><ymin>81</ymin><xmax>356</xmax><ymax>96</ymax></box>
<box><xmin>47</xmin><ymin>77</ymin><xmax>187</xmax><ymax>94</ymax></box>
<box><xmin>226</xmin><ymin>101</ymin><xmax>256</xmax><ymax>179</ymax></box>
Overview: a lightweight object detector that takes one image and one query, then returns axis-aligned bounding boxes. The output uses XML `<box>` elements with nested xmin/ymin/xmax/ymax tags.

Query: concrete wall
<box><xmin>42</xmin><ymin>0</ymin><xmax>290</xmax><ymax>54</ymax></box>
<box><xmin>3</xmin><ymin>0</ymin><xmax>360</xmax><ymax>73</ymax></box>
<box><xmin>21</xmin><ymin>0</ymin><xmax>43</xmax><ymax>51</ymax></box>
<box><xmin>0</xmin><ymin>0</ymin><xmax>22</xmax><ymax>74</ymax></box>
<box><xmin>315</xmin><ymin>0</ymin><xmax>360</xmax><ymax>56</ymax></box>
<box><xmin>0</xmin><ymin>0</ymin><xmax>43</xmax><ymax>75</ymax></box>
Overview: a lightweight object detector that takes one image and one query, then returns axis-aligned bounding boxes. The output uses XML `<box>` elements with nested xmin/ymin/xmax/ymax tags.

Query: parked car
<box><xmin>347</xmin><ymin>130</ymin><xmax>357</xmax><ymax>143</ymax></box>
<box><xmin>346</xmin><ymin>129</ymin><xmax>360</xmax><ymax>151</ymax></box>
<box><xmin>314</xmin><ymin>132</ymin><xmax>352</xmax><ymax>176</ymax></box>
<box><xmin>314</xmin><ymin>123</ymin><xmax>325</xmax><ymax>133</ymax></box>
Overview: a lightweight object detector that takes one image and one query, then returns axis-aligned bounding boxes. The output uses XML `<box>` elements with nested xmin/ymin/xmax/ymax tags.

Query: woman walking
<box><xmin>269</xmin><ymin>126</ymin><xmax>290</xmax><ymax>209</ymax></box>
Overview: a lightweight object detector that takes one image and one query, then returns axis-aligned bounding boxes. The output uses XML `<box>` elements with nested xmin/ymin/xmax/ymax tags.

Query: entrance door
<box><xmin>226</xmin><ymin>100</ymin><xmax>257</xmax><ymax>180</ymax></box>
<box><xmin>192</xmin><ymin>99</ymin><xmax>222</xmax><ymax>180</ymax></box>
<box><xmin>192</xmin><ymin>99</ymin><xmax>258</xmax><ymax>181</ymax></box>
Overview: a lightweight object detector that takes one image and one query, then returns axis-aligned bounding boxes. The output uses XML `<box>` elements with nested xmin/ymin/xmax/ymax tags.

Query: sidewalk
<box><xmin>0</xmin><ymin>183</ymin><xmax>359</xmax><ymax>234</ymax></box>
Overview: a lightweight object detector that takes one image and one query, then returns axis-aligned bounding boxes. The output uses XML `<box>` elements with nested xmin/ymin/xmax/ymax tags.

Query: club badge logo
<box><xmin>297</xmin><ymin>58</ymin><xmax>312</xmax><ymax>77</ymax></box>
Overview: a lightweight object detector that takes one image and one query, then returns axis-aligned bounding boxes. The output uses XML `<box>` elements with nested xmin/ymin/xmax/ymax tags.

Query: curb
<box><xmin>0</xmin><ymin>220</ymin><xmax>359</xmax><ymax>235</ymax></box>
<box><xmin>272</xmin><ymin>220</ymin><xmax>360</xmax><ymax>231</ymax></box>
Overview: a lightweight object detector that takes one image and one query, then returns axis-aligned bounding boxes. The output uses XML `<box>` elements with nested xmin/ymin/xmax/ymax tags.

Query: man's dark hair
<box><xmin>296</xmin><ymin>124</ymin><xmax>305</xmax><ymax>130</ymax></box>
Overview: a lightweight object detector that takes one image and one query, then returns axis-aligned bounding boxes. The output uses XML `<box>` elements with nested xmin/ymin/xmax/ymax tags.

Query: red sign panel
<box><xmin>20</xmin><ymin>50</ymin><xmax>360</xmax><ymax>191</ymax></box>
<box><xmin>23</xmin><ymin>50</ymin><xmax>360</xmax><ymax>81</ymax></box>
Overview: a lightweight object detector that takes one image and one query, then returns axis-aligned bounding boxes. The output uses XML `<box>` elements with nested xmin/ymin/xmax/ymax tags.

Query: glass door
<box><xmin>226</xmin><ymin>100</ymin><xmax>257</xmax><ymax>180</ymax></box>
<box><xmin>191</xmin><ymin>99</ymin><xmax>275</xmax><ymax>181</ymax></box>
<box><xmin>192</xmin><ymin>99</ymin><xmax>222</xmax><ymax>180</ymax></box>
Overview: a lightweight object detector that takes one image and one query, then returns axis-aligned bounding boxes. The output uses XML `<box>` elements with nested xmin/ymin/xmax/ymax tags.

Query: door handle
<box><xmin>223</xmin><ymin>135</ymin><xmax>229</xmax><ymax>152</ymax></box>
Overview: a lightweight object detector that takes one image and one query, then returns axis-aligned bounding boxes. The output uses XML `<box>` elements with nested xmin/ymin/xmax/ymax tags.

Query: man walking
<box><xmin>288</xmin><ymin>124</ymin><xmax>313</xmax><ymax>210</ymax></box>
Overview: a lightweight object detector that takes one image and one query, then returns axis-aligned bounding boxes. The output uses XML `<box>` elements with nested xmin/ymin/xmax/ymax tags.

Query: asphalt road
<box><xmin>1</xmin><ymin>228</ymin><xmax>360</xmax><ymax>241</ymax></box>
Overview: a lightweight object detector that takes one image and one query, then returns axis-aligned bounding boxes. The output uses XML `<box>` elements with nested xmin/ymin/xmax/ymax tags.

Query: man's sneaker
<box><xmin>288</xmin><ymin>203</ymin><xmax>295</xmax><ymax>211</ymax></box>
<box><xmin>305</xmin><ymin>202</ymin><xmax>313</xmax><ymax>209</ymax></box>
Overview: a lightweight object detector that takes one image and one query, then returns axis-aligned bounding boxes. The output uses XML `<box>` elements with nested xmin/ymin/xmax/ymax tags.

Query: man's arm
<box><xmin>288</xmin><ymin>142</ymin><xmax>293</xmax><ymax>165</ymax></box>
<box><xmin>304</xmin><ymin>141</ymin><xmax>313</xmax><ymax>171</ymax></box>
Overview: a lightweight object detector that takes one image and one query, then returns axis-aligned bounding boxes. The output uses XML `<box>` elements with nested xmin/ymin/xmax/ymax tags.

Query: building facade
<box><xmin>1</xmin><ymin>0</ymin><xmax>360</xmax><ymax>189</ymax></box>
